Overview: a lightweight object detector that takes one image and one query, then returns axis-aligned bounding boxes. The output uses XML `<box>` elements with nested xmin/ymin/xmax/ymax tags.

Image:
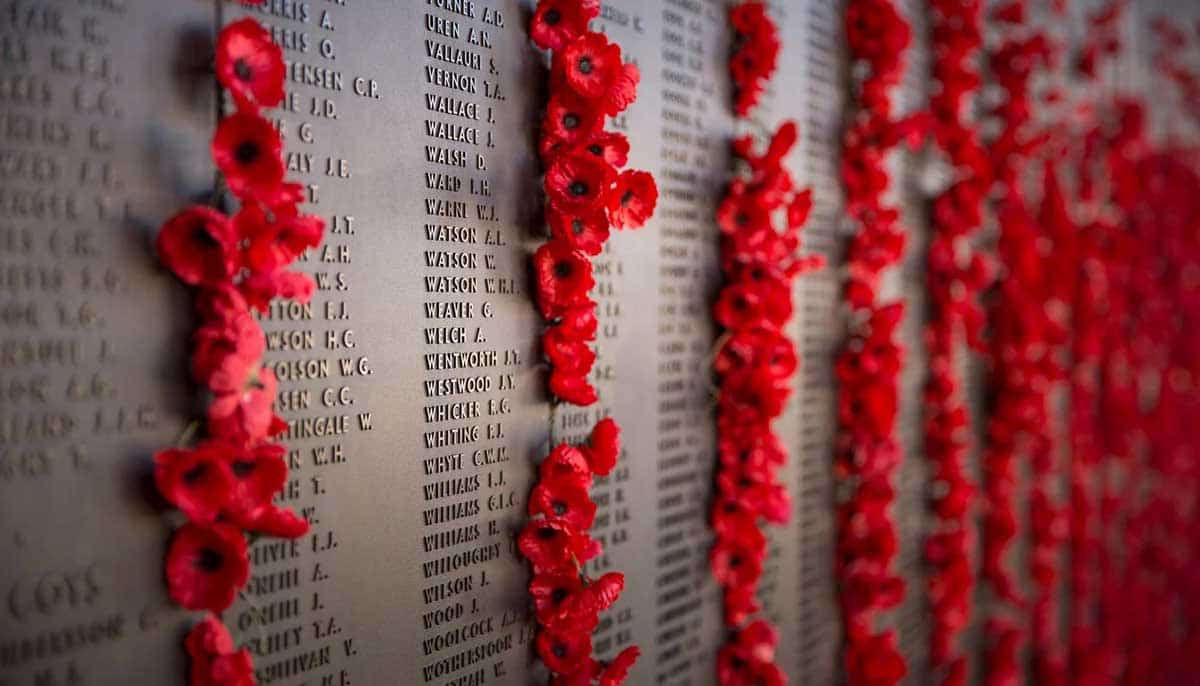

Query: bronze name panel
<box><xmin>0</xmin><ymin>2</ymin><xmax>843</xmax><ymax>685</ymax></box>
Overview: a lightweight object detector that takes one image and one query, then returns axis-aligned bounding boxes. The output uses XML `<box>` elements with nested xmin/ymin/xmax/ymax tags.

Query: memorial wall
<box><xmin>4</xmin><ymin>1</ymin><xmax>1200</xmax><ymax>686</ymax></box>
<box><xmin>0</xmin><ymin>1</ymin><xmax>842</xmax><ymax>684</ymax></box>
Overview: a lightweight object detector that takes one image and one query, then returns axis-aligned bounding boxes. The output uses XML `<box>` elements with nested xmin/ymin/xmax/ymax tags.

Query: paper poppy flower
<box><xmin>191</xmin><ymin>309</ymin><xmax>265</xmax><ymax>393</ymax></box>
<box><xmin>518</xmin><ymin>518</ymin><xmax>588</xmax><ymax>574</ymax></box>
<box><xmin>222</xmin><ymin>442</ymin><xmax>288</xmax><ymax>524</ymax></box>
<box><xmin>607</xmin><ymin>170</ymin><xmax>657</xmax><ymax>230</ymax></box>
<box><xmin>154</xmin><ymin>444</ymin><xmax>234</xmax><ymax>524</ymax></box>
<box><xmin>241</xmin><ymin>205</ymin><xmax>326</xmax><ymax>275</ymax></box>
<box><xmin>243</xmin><ymin>504</ymin><xmax>309</xmax><ymax>539</ymax></box>
<box><xmin>542</xmin><ymin>91</ymin><xmax>606</xmax><ymax>154</ymax></box>
<box><xmin>215</xmin><ymin>18</ymin><xmax>284</xmax><ymax>113</ymax></box>
<box><xmin>710</xmin><ymin>538</ymin><xmax>765</xmax><ymax>589</ymax></box>
<box><xmin>196</xmin><ymin>284</ymin><xmax>251</xmax><ymax>325</ymax></box>
<box><xmin>207</xmin><ymin>366</ymin><xmax>284</xmax><ymax>446</ymax></box>
<box><xmin>545</xmin><ymin>151</ymin><xmax>614</xmax><ymax>214</ymax></box>
<box><xmin>186</xmin><ymin>616</ymin><xmax>256</xmax><ymax>686</ymax></box>
<box><xmin>578</xmin><ymin>131</ymin><xmax>630</xmax><ymax>167</ymax></box>
<box><xmin>534</xmin><ymin>239</ymin><xmax>595</xmax><ymax>318</ymax></box>
<box><xmin>556</xmin><ymin>302</ymin><xmax>599</xmax><ymax>341</ymax></box>
<box><xmin>156</xmin><ymin>206</ymin><xmax>239</xmax><ymax>287</ymax></box>
<box><xmin>211</xmin><ymin>112</ymin><xmax>284</xmax><ymax>202</ymax></box>
<box><xmin>529</xmin><ymin>572</ymin><xmax>585</xmax><ymax>627</ymax></box>
<box><xmin>585</xmin><ymin>417</ymin><xmax>620</xmax><ymax>475</ymax></box>
<box><xmin>166</xmin><ymin>523</ymin><xmax>250</xmax><ymax>613</ymax></box>
<box><xmin>537</xmin><ymin>627</ymin><xmax>593</xmax><ymax>675</ymax></box>
<box><xmin>543</xmin><ymin>327</ymin><xmax>597</xmax><ymax>375</ymax></box>
<box><xmin>240</xmin><ymin>269</ymin><xmax>316</xmax><ymax>313</ymax></box>
<box><xmin>540</xmin><ymin>444</ymin><xmax>594</xmax><ymax>486</ymax></box>
<box><xmin>530</xmin><ymin>0</ymin><xmax>600</xmax><ymax>52</ymax></box>
<box><xmin>557</xmin><ymin>32</ymin><xmax>640</xmax><ymax>115</ymax></box>
<box><xmin>547</xmin><ymin>206</ymin><xmax>610</xmax><ymax>256</ymax></box>
<box><xmin>529</xmin><ymin>475</ymin><xmax>597</xmax><ymax>530</ymax></box>
<box><xmin>597</xmin><ymin>646</ymin><xmax>639</xmax><ymax>686</ymax></box>
<box><xmin>548</xmin><ymin>369</ymin><xmax>598</xmax><ymax>406</ymax></box>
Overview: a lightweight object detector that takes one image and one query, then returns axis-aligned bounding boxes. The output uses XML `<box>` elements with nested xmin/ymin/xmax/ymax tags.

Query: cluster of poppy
<box><xmin>975</xmin><ymin>4</ymin><xmax>1055</xmax><ymax>683</ymax></box>
<box><xmin>728</xmin><ymin>2</ymin><xmax>779</xmax><ymax>118</ymax></box>
<box><xmin>921</xmin><ymin>2</ymin><xmax>992</xmax><ymax>683</ymax></box>
<box><xmin>154</xmin><ymin>16</ymin><xmax>317</xmax><ymax>686</ymax></box>
<box><xmin>711</xmin><ymin>116</ymin><xmax>820</xmax><ymax>685</ymax></box>
<box><xmin>836</xmin><ymin>1</ymin><xmax>912</xmax><ymax>683</ymax></box>
<box><xmin>516</xmin><ymin>419</ymin><xmax>639</xmax><ymax>685</ymax></box>
<box><xmin>529</xmin><ymin>0</ymin><xmax>658</xmax><ymax>406</ymax></box>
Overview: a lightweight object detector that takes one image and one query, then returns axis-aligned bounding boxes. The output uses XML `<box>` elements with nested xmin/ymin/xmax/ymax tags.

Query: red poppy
<box><xmin>530</xmin><ymin>0</ymin><xmax>600</xmax><ymax>52</ymax></box>
<box><xmin>529</xmin><ymin>475</ymin><xmax>597</xmax><ymax>530</ymax></box>
<box><xmin>542</xmin><ymin>91</ymin><xmax>606</xmax><ymax>154</ymax></box>
<box><xmin>208</xmin><ymin>366</ymin><xmax>285</xmax><ymax>445</ymax></box>
<box><xmin>211</xmin><ymin>112</ymin><xmax>284</xmax><ymax>202</ymax></box>
<box><xmin>215</xmin><ymin>18</ymin><xmax>284</xmax><ymax>113</ymax></box>
<box><xmin>191</xmin><ymin>309</ymin><xmax>265</xmax><ymax>393</ymax></box>
<box><xmin>586</xmin><ymin>417</ymin><xmax>620</xmax><ymax>475</ymax></box>
<box><xmin>549</xmin><ymin>370</ymin><xmax>598</xmax><ymax>406</ymax></box>
<box><xmin>598</xmin><ymin>646</ymin><xmax>639</xmax><ymax>686</ymax></box>
<box><xmin>547</xmin><ymin>206</ymin><xmax>610</xmax><ymax>256</ymax></box>
<box><xmin>710</xmin><ymin>537</ymin><xmax>765</xmax><ymax>589</ymax></box>
<box><xmin>536</xmin><ymin>627</ymin><xmax>593</xmax><ymax>674</ymax></box>
<box><xmin>557</xmin><ymin>32</ymin><xmax>640</xmax><ymax>115</ymax></box>
<box><xmin>156</xmin><ymin>206</ymin><xmax>239</xmax><ymax>287</ymax></box>
<box><xmin>534</xmin><ymin>239</ymin><xmax>595</xmax><ymax>318</ymax></box>
<box><xmin>222</xmin><ymin>442</ymin><xmax>288</xmax><ymax>524</ymax></box>
<box><xmin>154</xmin><ymin>444</ymin><xmax>234</xmax><ymax>524</ymax></box>
<box><xmin>243</xmin><ymin>504</ymin><xmax>309</xmax><ymax>539</ymax></box>
<box><xmin>529</xmin><ymin>572</ymin><xmax>585</xmax><ymax>627</ymax></box>
<box><xmin>518</xmin><ymin>518</ymin><xmax>588</xmax><ymax>574</ymax></box>
<box><xmin>845</xmin><ymin>631</ymin><xmax>908</xmax><ymax>684</ymax></box>
<box><xmin>723</xmin><ymin>583</ymin><xmax>760</xmax><ymax>626</ymax></box>
<box><xmin>240</xmin><ymin>269</ymin><xmax>315</xmax><ymax>314</ymax></box>
<box><xmin>543</xmin><ymin>327</ymin><xmax>597</xmax><ymax>375</ymax></box>
<box><xmin>578</xmin><ymin>131</ymin><xmax>630</xmax><ymax>167</ymax></box>
<box><xmin>241</xmin><ymin>205</ymin><xmax>325</xmax><ymax>274</ymax></box>
<box><xmin>196</xmin><ymin>284</ymin><xmax>251</xmax><ymax>325</ymax></box>
<box><xmin>540</xmin><ymin>444</ymin><xmax>594</xmax><ymax>486</ymax></box>
<box><xmin>545</xmin><ymin>151</ymin><xmax>614</xmax><ymax>214</ymax></box>
<box><xmin>607</xmin><ymin>170</ymin><xmax>657</xmax><ymax>229</ymax></box>
<box><xmin>556</xmin><ymin>301</ymin><xmax>599</xmax><ymax>340</ymax></box>
<box><xmin>186</xmin><ymin>616</ymin><xmax>256</xmax><ymax>686</ymax></box>
<box><xmin>166</xmin><ymin>523</ymin><xmax>250</xmax><ymax>613</ymax></box>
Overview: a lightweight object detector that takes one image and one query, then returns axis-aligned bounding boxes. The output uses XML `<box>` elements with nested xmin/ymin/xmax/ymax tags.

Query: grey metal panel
<box><xmin>0</xmin><ymin>0</ymin><xmax>215</xmax><ymax>682</ymax></box>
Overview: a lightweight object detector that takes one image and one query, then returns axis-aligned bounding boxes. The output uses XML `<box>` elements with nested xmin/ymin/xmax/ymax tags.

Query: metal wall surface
<box><xmin>0</xmin><ymin>1</ymin><xmax>846</xmax><ymax>685</ymax></box>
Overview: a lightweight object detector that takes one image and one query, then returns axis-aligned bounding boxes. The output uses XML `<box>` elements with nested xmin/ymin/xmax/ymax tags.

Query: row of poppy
<box><xmin>529</xmin><ymin>0</ymin><xmax>657</xmax><ymax>407</ymax></box>
<box><xmin>712</xmin><ymin>5</ymin><xmax>817</xmax><ymax>686</ymax></box>
<box><xmin>521</xmin><ymin>1</ymin><xmax>654</xmax><ymax>683</ymax></box>
<box><xmin>979</xmin><ymin>3</ymin><xmax>1063</xmax><ymax>683</ymax></box>
<box><xmin>836</xmin><ymin>0</ymin><xmax>914</xmax><ymax>683</ymax></box>
<box><xmin>921</xmin><ymin>1</ymin><xmax>992</xmax><ymax>683</ymax></box>
<box><xmin>153</xmin><ymin>16</ymin><xmax>317</xmax><ymax>686</ymax></box>
<box><xmin>515</xmin><ymin>421</ymin><xmax>639</xmax><ymax>685</ymax></box>
<box><xmin>711</xmin><ymin>115</ymin><xmax>821</xmax><ymax>684</ymax></box>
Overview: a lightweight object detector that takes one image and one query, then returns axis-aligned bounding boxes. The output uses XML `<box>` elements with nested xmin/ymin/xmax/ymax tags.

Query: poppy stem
<box><xmin>176</xmin><ymin>421</ymin><xmax>202</xmax><ymax>448</ymax></box>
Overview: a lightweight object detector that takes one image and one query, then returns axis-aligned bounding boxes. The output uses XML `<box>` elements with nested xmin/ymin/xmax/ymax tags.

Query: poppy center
<box><xmin>569</xmin><ymin>181</ymin><xmax>589</xmax><ymax>197</ymax></box>
<box><xmin>235</xmin><ymin>141</ymin><xmax>260</xmax><ymax>165</ymax></box>
<box><xmin>552</xmin><ymin>643</ymin><xmax>568</xmax><ymax>658</ymax></box>
<box><xmin>571</xmin><ymin>219</ymin><xmax>585</xmax><ymax>235</ymax></box>
<box><xmin>545</xmin><ymin>8</ymin><xmax>561</xmax><ymax>24</ymax></box>
<box><xmin>620</xmin><ymin>189</ymin><xmax>634</xmax><ymax>206</ymax></box>
<box><xmin>231</xmin><ymin>460</ymin><xmax>256</xmax><ymax>477</ymax></box>
<box><xmin>552</xmin><ymin>500</ymin><xmax>567</xmax><ymax>516</ymax></box>
<box><xmin>588</xmin><ymin>144</ymin><xmax>602</xmax><ymax>156</ymax></box>
<box><xmin>551</xmin><ymin>587</ymin><xmax>569</xmax><ymax>604</ymax></box>
<box><xmin>197</xmin><ymin>548</ymin><xmax>225</xmax><ymax>572</ymax></box>
<box><xmin>563</xmin><ymin>113</ymin><xmax>580</xmax><ymax>130</ymax></box>
<box><xmin>536</xmin><ymin>526</ymin><xmax>558</xmax><ymax>540</ymax></box>
<box><xmin>554</xmin><ymin>261</ymin><xmax>574</xmax><ymax>279</ymax></box>
<box><xmin>234</xmin><ymin>58</ymin><xmax>252</xmax><ymax>81</ymax></box>
<box><xmin>578</xmin><ymin>56</ymin><xmax>593</xmax><ymax>75</ymax></box>
<box><xmin>730</xmin><ymin>555</ymin><xmax>742</xmax><ymax>568</ymax></box>
<box><xmin>182</xmin><ymin>463</ymin><xmax>208</xmax><ymax>484</ymax></box>
<box><xmin>192</xmin><ymin>224</ymin><xmax>220</xmax><ymax>248</ymax></box>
